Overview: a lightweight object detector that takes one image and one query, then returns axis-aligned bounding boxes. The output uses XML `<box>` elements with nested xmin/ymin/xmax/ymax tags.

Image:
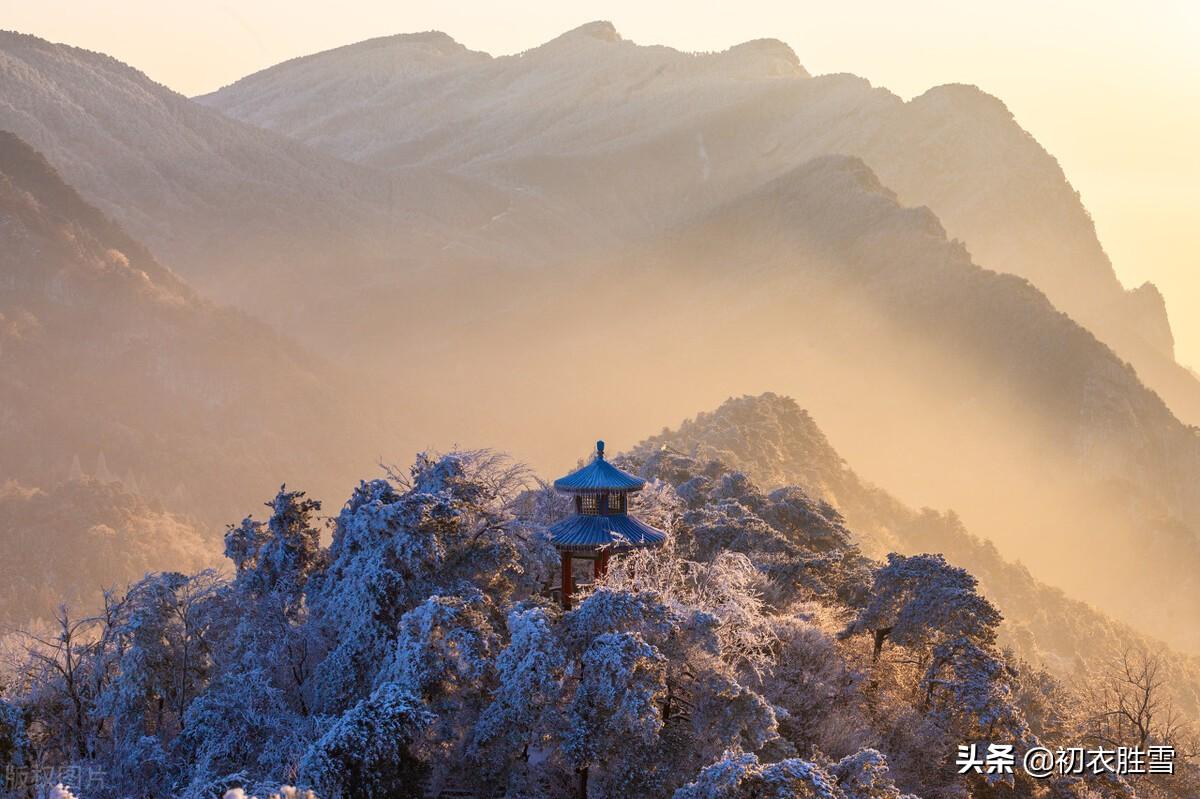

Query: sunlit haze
<box><xmin>7</xmin><ymin>4</ymin><xmax>1200</xmax><ymax>791</ymax></box>
<box><xmin>7</xmin><ymin>0</ymin><xmax>1199</xmax><ymax>366</ymax></box>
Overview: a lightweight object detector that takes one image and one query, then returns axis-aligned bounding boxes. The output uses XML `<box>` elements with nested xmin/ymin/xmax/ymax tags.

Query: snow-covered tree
<box><xmin>688</xmin><ymin>672</ymin><xmax>779</xmax><ymax>755</ymax></box>
<box><xmin>673</xmin><ymin>750</ymin><xmax>846</xmax><ymax>799</ymax></box>
<box><xmin>571</xmin><ymin>572</ymin><xmax>788</xmax><ymax>788</ymax></box>
<box><xmin>176</xmin><ymin>667</ymin><xmax>302</xmax><ymax>798</ymax></box>
<box><xmin>563</xmin><ymin>631</ymin><xmax>667</xmax><ymax>792</ymax></box>
<box><xmin>630</xmin><ymin>455</ymin><xmax>868</xmax><ymax>607</ymax></box>
<box><xmin>756</xmin><ymin>617</ymin><xmax>856</xmax><ymax>755</ymax></box>
<box><xmin>842</xmin><ymin>553</ymin><xmax>1001</xmax><ymax>661</ymax></box>
<box><xmin>298</xmin><ymin>681</ymin><xmax>432</xmax><ymax>799</ymax></box>
<box><xmin>605</xmin><ymin>548</ymin><xmax>776</xmax><ymax>674</ymax></box>
<box><xmin>842</xmin><ymin>554</ymin><xmax>1037</xmax><ymax>796</ymax></box>
<box><xmin>921</xmin><ymin>637</ymin><xmax>1029</xmax><ymax>744</ymax></box>
<box><xmin>671</xmin><ymin>750</ymin><xmax>764</xmax><ymax>799</ymax></box>
<box><xmin>14</xmin><ymin>606</ymin><xmax>101</xmax><ymax>762</ymax></box>
<box><xmin>830</xmin><ymin>749</ymin><xmax>910</xmax><ymax>799</ymax></box>
<box><xmin>226</xmin><ymin>486</ymin><xmax>324</xmax><ymax>605</ymax></box>
<box><xmin>93</xmin><ymin>570</ymin><xmax>225</xmax><ymax>791</ymax></box>
<box><xmin>175</xmin><ymin>485</ymin><xmax>329</xmax><ymax>793</ymax></box>
<box><xmin>0</xmin><ymin>697</ymin><xmax>28</xmax><ymax>771</ymax></box>
<box><xmin>373</xmin><ymin>590</ymin><xmax>499</xmax><ymax>785</ymax></box>
<box><xmin>471</xmin><ymin>605</ymin><xmax>565</xmax><ymax>772</ymax></box>
<box><xmin>305</xmin><ymin>452</ymin><xmax>539</xmax><ymax>713</ymax></box>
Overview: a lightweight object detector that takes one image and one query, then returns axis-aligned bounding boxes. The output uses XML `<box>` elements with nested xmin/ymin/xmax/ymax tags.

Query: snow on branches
<box><xmin>3</xmin><ymin>447</ymin><xmax>1178</xmax><ymax>799</ymax></box>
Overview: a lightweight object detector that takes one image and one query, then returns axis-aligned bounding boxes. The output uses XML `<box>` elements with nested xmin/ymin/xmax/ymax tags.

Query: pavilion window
<box><xmin>580</xmin><ymin>494</ymin><xmax>599</xmax><ymax>515</ymax></box>
<box><xmin>607</xmin><ymin>493</ymin><xmax>625</xmax><ymax>513</ymax></box>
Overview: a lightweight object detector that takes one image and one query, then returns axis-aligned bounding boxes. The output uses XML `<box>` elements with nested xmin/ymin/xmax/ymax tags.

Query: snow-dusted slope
<box><xmin>201</xmin><ymin>22</ymin><xmax>808</xmax><ymax>170</ymax></box>
<box><xmin>202</xmin><ymin>31</ymin><xmax>492</xmax><ymax>157</ymax></box>
<box><xmin>201</xmin><ymin>22</ymin><xmax>1195</xmax><ymax>424</ymax></box>
<box><xmin>0</xmin><ymin>31</ymin><xmax>536</xmax><ymax>326</ymax></box>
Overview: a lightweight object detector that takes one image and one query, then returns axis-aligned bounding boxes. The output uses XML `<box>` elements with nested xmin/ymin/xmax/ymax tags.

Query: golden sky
<box><xmin>7</xmin><ymin>0</ymin><xmax>1199</xmax><ymax>365</ymax></box>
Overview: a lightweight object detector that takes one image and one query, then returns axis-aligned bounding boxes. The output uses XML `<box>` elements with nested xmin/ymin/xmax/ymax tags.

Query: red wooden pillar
<box><xmin>593</xmin><ymin>551</ymin><xmax>610</xmax><ymax>581</ymax></box>
<box><xmin>561</xmin><ymin>551</ymin><xmax>574</xmax><ymax>610</ymax></box>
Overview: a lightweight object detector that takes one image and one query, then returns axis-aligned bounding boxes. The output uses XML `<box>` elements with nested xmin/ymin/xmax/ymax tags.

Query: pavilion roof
<box><xmin>549</xmin><ymin>513</ymin><xmax>666</xmax><ymax>552</ymax></box>
<box><xmin>552</xmin><ymin>441</ymin><xmax>645</xmax><ymax>493</ymax></box>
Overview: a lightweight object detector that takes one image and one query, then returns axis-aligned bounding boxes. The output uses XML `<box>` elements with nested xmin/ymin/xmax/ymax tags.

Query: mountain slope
<box><xmin>443</xmin><ymin>152</ymin><xmax>1198</xmax><ymax>651</ymax></box>
<box><xmin>200</xmin><ymin>22</ymin><xmax>1198</xmax><ymax>425</ymax></box>
<box><xmin>623</xmin><ymin>392</ymin><xmax>1200</xmax><ymax>719</ymax></box>
<box><xmin>11</xmin><ymin>28</ymin><xmax>1200</xmax><ymax>654</ymax></box>
<box><xmin>0</xmin><ymin>130</ymin><xmax>380</xmax><ymax>529</ymax></box>
<box><xmin>0</xmin><ymin>478</ymin><xmax>211</xmax><ymax>626</ymax></box>
<box><xmin>626</xmin><ymin>155</ymin><xmax>1200</xmax><ymax>648</ymax></box>
<box><xmin>0</xmin><ymin>30</ymin><xmax>545</xmax><ymax>331</ymax></box>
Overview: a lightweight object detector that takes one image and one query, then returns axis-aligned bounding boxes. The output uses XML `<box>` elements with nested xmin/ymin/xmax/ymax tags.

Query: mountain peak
<box><xmin>909</xmin><ymin>83</ymin><xmax>1013</xmax><ymax>120</ymax></box>
<box><xmin>1124</xmin><ymin>281</ymin><xmax>1175</xmax><ymax>359</ymax></box>
<box><xmin>562</xmin><ymin>20</ymin><xmax>622</xmax><ymax>42</ymax></box>
<box><xmin>531</xmin><ymin>20</ymin><xmax>623</xmax><ymax>53</ymax></box>
<box><xmin>723</xmin><ymin>38</ymin><xmax>809</xmax><ymax>78</ymax></box>
<box><xmin>397</xmin><ymin>30</ymin><xmax>459</xmax><ymax>46</ymax></box>
<box><xmin>334</xmin><ymin>29</ymin><xmax>474</xmax><ymax>58</ymax></box>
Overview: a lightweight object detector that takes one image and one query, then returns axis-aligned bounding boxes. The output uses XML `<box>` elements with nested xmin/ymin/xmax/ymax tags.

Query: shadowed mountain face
<box><xmin>0</xmin><ymin>479</ymin><xmax>211</xmax><ymax>626</ymax></box>
<box><xmin>408</xmin><ymin>149</ymin><xmax>1200</xmax><ymax>649</ymax></box>
<box><xmin>634</xmin><ymin>156</ymin><xmax>1200</xmax><ymax>650</ymax></box>
<box><xmin>199</xmin><ymin>21</ymin><xmax>1196</xmax><ymax>426</ymax></box>
<box><xmin>0</xmin><ymin>131</ymin><xmax>380</xmax><ymax>528</ymax></box>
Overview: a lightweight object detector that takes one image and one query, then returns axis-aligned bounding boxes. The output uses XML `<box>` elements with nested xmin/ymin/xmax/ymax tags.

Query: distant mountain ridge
<box><xmin>0</xmin><ymin>478</ymin><xmax>212</xmax><ymax>626</ymax></box>
<box><xmin>0</xmin><ymin>29</ymin><xmax>552</xmax><ymax>329</ymax></box>
<box><xmin>200</xmin><ymin>22</ymin><xmax>1196</xmax><ymax>426</ymax></box>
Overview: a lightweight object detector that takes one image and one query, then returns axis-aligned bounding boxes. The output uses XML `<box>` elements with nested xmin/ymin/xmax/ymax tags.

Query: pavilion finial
<box><xmin>596</xmin><ymin>440</ymin><xmax>605</xmax><ymax>459</ymax></box>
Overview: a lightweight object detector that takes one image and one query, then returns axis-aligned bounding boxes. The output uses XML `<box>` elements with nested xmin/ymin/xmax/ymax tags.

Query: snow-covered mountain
<box><xmin>0</xmin><ymin>30</ymin><xmax>554</xmax><ymax>327</ymax></box>
<box><xmin>201</xmin><ymin>21</ymin><xmax>1196</xmax><ymax>425</ymax></box>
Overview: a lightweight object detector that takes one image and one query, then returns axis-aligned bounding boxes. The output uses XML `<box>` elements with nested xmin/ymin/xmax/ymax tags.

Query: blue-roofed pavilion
<box><xmin>549</xmin><ymin>440</ymin><xmax>666</xmax><ymax>608</ymax></box>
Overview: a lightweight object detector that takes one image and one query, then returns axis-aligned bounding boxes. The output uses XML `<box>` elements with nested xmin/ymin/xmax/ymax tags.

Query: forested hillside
<box><xmin>2</xmin><ymin>445</ymin><xmax>1195</xmax><ymax>798</ymax></box>
<box><xmin>0</xmin><ymin>479</ymin><xmax>210</xmax><ymax>627</ymax></box>
<box><xmin>628</xmin><ymin>392</ymin><xmax>1200</xmax><ymax>719</ymax></box>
